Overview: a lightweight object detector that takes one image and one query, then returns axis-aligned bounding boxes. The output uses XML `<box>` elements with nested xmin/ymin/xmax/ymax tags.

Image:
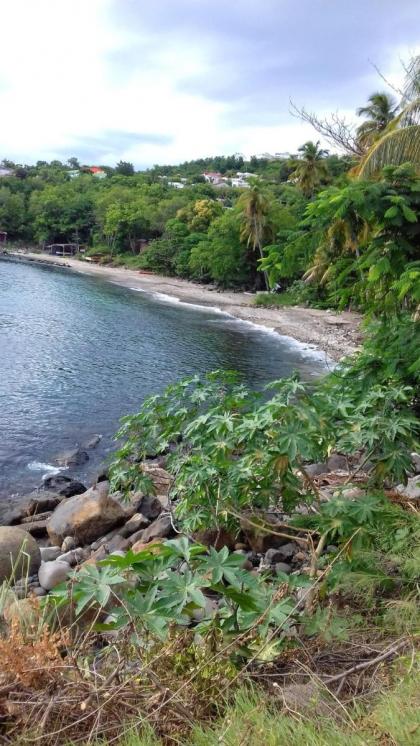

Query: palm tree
<box><xmin>238</xmin><ymin>180</ymin><xmax>273</xmax><ymax>289</ymax></box>
<box><xmin>356</xmin><ymin>92</ymin><xmax>398</xmax><ymax>148</ymax></box>
<box><xmin>290</xmin><ymin>141</ymin><xmax>329</xmax><ymax>198</ymax></box>
<box><xmin>357</xmin><ymin>57</ymin><xmax>420</xmax><ymax>178</ymax></box>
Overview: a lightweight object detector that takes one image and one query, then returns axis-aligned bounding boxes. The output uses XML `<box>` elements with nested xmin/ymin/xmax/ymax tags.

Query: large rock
<box><xmin>24</xmin><ymin>491</ymin><xmax>62</xmax><ymax>515</ymax></box>
<box><xmin>0</xmin><ymin>526</ymin><xmax>41</xmax><ymax>582</ymax></box>
<box><xmin>120</xmin><ymin>512</ymin><xmax>150</xmax><ymax>538</ymax></box>
<box><xmin>141</xmin><ymin>464</ymin><xmax>173</xmax><ymax>496</ymax></box>
<box><xmin>54</xmin><ymin>446</ymin><xmax>89</xmax><ymax>467</ymax></box>
<box><xmin>18</xmin><ymin>519</ymin><xmax>49</xmax><ymax>538</ymax></box>
<box><xmin>40</xmin><ymin>546</ymin><xmax>62</xmax><ymax>562</ymax></box>
<box><xmin>141</xmin><ymin>514</ymin><xmax>173</xmax><ymax>543</ymax></box>
<box><xmin>136</xmin><ymin>494</ymin><xmax>164</xmax><ymax>521</ymax></box>
<box><xmin>46</xmin><ymin>481</ymin><xmax>126</xmax><ymax>546</ymax></box>
<box><xmin>396</xmin><ymin>476</ymin><xmax>420</xmax><ymax>500</ymax></box>
<box><xmin>38</xmin><ymin>560</ymin><xmax>71</xmax><ymax>590</ymax></box>
<box><xmin>83</xmin><ymin>434</ymin><xmax>102</xmax><ymax>449</ymax></box>
<box><xmin>57</xmin><ymin>480</ymin><xmax>87</xmax><ymax>498</ymax></box>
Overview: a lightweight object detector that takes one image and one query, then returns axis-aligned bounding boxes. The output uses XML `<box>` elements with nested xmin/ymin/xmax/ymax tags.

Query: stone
<box><xmin>83</xmin><ymin>434</ymin><xmax>102</xmax><ymax>449</ymax></box>
<box><xmin>0</xmin><ymin>526</ymin><xmax>41</xmax><ymax>583</ymax></box>
<box><xmin>135</xmin><ymin>494</ymin><xmax>163</xmax><ymax>521</ymax></box>
<box><xmin>61</xmin><ymin>536</ymin><xmax>77</xmax><ymax>552</ymax></box>
<box><xmin>120</xmin><ymin>513</ymin><xmax>150</xmax><ymax>538</ymax></box>
<box><xmin>131</xmin><ymin>537</ymin><xmax>164</xmax><ymax>554</ymax></box>
<box><xmin>410</xmin><ymin>452</ymin><xmax>420</xmax><ymax>473</ymax></box>
<box><xmin>24</xmin><ymin>491</ymin><xmax>62</xmax><ymax>515</ymax></box>
<box><xmin>305</xmin><ymin>462</ymin><xmax>328</xmax><ymax>477</ymax></box>
<box><xmin>141</xmin><ymin>463</ymin><xmax>173</xmax><ymax>496</ymax></box>
<box><xmin>94</xmin><ymin>466</ymin><xmax>109</xmax><ymax>483</ymax></box>
<box><xmin>43</xmin><ymin>474</ymin><xmax>72</xmax><ymax>489</ymax></box>
<box><xmin>326</xmin><ymin>453</ymin><xmax>349</xmax><ymax>472</ymax></box>
<box><xmin>141</xmin><ymin>514</ymin><xmax>173</xmax><ymax>543</ymax></box>
<box><xmin>47</xmin><ymin>481</ymin><xmax>126</xmax><ymax>546</ymax></box>
<box><xmin>32</xmin><ymin>586</ymin><xmax>47</xmax><ymax>597</ymax></box>
<box><xmin>275</xmin><ymin>562</ymin><xmax>292</xmax><ymax>575</ymax></box>
<box><xmin>57</xmin><ymin>548</ymin><xmax>85</xmax><ymax>566</ymax></box>
<box><xmin>126</xmin><ymin>529</ymin><xmax>145</xmax><ymax>547</ymax></box>
<box><xmin>57</xmin><ymin>480</ymin><xmax>87</xmax><ymax>498</ymax></box>
<box><xmin>273</xmin><ymin>542</ymin><xmax>298</xmax><ymax>560</ymax></box>
<box><xmin>90</xmin><ymin>527</ymin><xmax>123</xmax><ymax>551</ymax></box>
<box><xmin>277</xmin><ymin>682</ymin><xmax>333</xmax><ymax>718</ymax></box>
<box><xmin>104</xmin><ymin>534</ymin><xmax>129</xmax><ymax>553</ymax></box>
<box><xmin>265</xmin><ymin>548</ymin><xmax>287</xmax><ymax>565</ymax></box>
<box><xmin>40</xmin><ymin>546</ymin><xmax>62</xmax><ymax>562</ymax></box>
<box><xmin>21</xmin><ymin>510</ymin><xmax>53</xmax><ymax>524</ymax></box>
<box><xmin>55</xmin><ymin>446</ymin><xmax>89</xmax><ymax>467</ymax></box>
<box><xmin>38</xmin><ymin>560</ymin><xmax>71</xmax><ymax>590</ymax></box>
<box><xmin>18</xmin><ymin>519</ymin><xmax>48</xmax><ymax>538</ymax></box>
<box><xmin>395</xmin><ymin>476</ymin><xmax>420</xmax><ymax>500</ymax></box>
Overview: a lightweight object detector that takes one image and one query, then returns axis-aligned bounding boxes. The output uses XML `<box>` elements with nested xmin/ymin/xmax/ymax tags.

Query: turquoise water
<box><xmin>0</xmin><ymin>259</ymin><xmax>328</xmax><ymax>501</ymax></box>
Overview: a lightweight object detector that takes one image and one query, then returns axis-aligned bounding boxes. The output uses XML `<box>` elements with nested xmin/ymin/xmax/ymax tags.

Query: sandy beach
<box><xmin>4</xmin><ymin>252</ymin><xmax>362</xmax><ymax>361</ymax></box>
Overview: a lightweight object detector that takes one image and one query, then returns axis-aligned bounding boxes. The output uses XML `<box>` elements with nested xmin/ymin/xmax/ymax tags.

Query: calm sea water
<box><xmin>0</xmin><ymin>259</ymin><xmax>328</xmax><ymax>504</ymax></box>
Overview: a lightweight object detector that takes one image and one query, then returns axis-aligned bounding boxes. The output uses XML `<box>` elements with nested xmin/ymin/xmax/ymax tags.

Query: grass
<box><xmin>253</xmin><ymin>291</ymin><xmax>298</xmax><ymax>308</ymax></box>
<box><xmin>86</xmin><ymin>659</ymin><xmax>419</xmax><ymax>746</ymax></box>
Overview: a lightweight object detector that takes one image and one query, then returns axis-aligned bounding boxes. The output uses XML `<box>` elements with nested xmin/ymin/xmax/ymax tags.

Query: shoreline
<box><xmin>2</xmin><ymin>251</ymin><xmax>362</xmax><ymax>361</ymax></box>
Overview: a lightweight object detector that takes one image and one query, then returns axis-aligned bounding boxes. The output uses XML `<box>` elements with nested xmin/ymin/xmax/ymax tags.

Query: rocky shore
<box><xmin>1</xmin><ymin>446</ymin><xmax>419</xmax><ymax>613</ymax></box>
<box><xmin>3</xmin><ymin>251</ymin><xmax>362</xmax><ymax>362</ymax></box>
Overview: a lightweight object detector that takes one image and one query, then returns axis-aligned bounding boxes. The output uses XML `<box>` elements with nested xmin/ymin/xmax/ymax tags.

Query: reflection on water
<box><xmin>0</xmin><ymin>259</ymin><xmax>328</xmax><ymax>499</ymax></box>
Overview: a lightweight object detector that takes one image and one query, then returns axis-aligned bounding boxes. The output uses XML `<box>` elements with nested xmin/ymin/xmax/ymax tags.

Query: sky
<box><xmin>0</xmin><ymin>0</ymin><xmax>419</xmax><ymax>168</ymax></box>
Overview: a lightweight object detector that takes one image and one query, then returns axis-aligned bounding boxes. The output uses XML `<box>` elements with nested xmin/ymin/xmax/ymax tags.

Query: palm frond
<box><xmin>357</xmin><ymin>125</ymin><xmax>420</xmax><ymax>179</ymax></box>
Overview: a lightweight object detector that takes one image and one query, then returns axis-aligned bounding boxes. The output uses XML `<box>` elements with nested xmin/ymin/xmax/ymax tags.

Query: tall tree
<box><xmin>357</xmin><ymin>56</ymin><xmax>420</xmax><ymax>177</ymax></box>
<box><xmin>290</xmin><ymin>141</ymin><xmax>329</xmax><ymax>198</ymax></box>
<box><xmin>356</xmin><ymin>92</ymin><xmax>398</xmax><ymax>147</ymax></box>
<box><xmin>237</xmin><ymin>180</ymin><xmax>273</xmax><ymax>288</ymax></box>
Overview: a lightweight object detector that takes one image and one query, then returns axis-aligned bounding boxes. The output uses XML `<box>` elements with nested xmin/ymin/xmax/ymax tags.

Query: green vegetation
<box><xmin>1</xmin><ymin>53</ymin><xmax>419</xmax><ymax>746</ymax></box>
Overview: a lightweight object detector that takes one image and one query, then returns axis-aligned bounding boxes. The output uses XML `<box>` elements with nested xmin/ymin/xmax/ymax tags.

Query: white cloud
<box><xmin>0</xmin><ymin>0</ymin><xmax>418</xmax><ymax>166</ymax></box>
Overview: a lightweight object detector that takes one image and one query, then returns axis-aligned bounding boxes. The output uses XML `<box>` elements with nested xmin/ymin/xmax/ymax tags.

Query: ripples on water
<box><xmin>0</xmin><ymin>259</ymin><xmax>328</xmax><ymax>501</ymax></box>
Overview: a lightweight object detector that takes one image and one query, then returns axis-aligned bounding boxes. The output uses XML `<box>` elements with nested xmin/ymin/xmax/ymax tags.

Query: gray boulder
<box><xmin>57</xmin><ymin>480</ymin><xmax>87</xmax><ymax>498</ymax></box>
<box><xmin>141</xmin><ymin>514</ymin><xmax>173</xmax><ymax>543</ymax></box>
<box><xmin>54</xmin><ymin>447</ymin><xmax>89</xmax><ymax>467</ymax></box>
<box><xmin>38</xmin><ymin>560</ymin><xmax>71</xmax><ymax>590</ymax></box>
<box><xmin>0</xmin><ymin>526</ymin><xmax>41</xmax><ymax>582</ymax></box>
<box><xmin>83</xmin><ymin>434</ymin><xmax>102</xmax><ymax>449</ymax></box>
<box><xmin>24</xmin><ymin>491</ymin><xmax>62</xmax><ymax>515</ymax></box>
<box><xmin>120</xmin><ymin>513</ymin><xmax>150</xmax><ymax>538</ymax></box>
<box><xmin>40</xmin><ymin>546</ymin><xmax>62</xmax><ymax>562</ymax></box>
<box><xmin>47</xmin><ymin>481</ymin><xmax>126</xmax><ymax>546</ymax></box>
<box><xmin>396</xmin><ymin>476</ymin><xmax>420</xmax><ymax>500</ymax></box>
<box><xmin>275</xmin><ymin>562</ymin><xmax>292</xmax><ymax>575</ymax></box>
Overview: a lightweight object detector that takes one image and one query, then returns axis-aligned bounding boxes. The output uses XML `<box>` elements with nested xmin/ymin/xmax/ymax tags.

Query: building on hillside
<box><xmin>231</xmin><ymin>177</ymin><xmax>250</xmax><ymax>188</ymax></box>
<box><xmin>88</xmin><ymin>166</ymin><xmax>106</xmax><ymax>178</ymax></box>
<box><xmin>167</xmin><ymin>181</ymin><xmax>185</xmax><ymax>189</ymax></box>
<box><xmin>46</xmin><ymin>243</ymin><xmax>79</xmax><ymax>256</ymax></box>
<box><xmin>68</xmin><ymin>169</ymin><xmax>80</xmax><ymax>179</ymax></box>
<box><xmin>202</xmin><ymin>171</ymin><xmax>223</xmax><ymax>184</ymax></box>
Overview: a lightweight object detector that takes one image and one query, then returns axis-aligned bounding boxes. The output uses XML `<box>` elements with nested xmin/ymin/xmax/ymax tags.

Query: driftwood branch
<box><xmin>324</xmin><ymin>638</ymin><xmax>411</xmax><ymax>684</ymax></box>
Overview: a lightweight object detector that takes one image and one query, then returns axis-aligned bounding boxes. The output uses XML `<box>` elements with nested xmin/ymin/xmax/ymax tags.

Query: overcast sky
<box><xmin>0</xmin><ymin>0</ymin><xmax>418</xmax><ymax>168</ymax></box>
